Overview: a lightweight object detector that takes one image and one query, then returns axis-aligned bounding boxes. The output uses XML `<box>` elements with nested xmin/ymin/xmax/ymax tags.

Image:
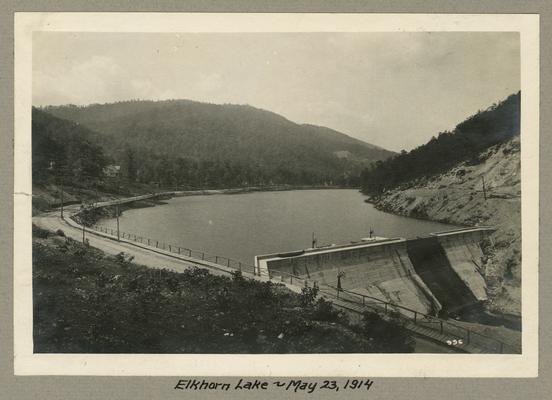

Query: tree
<box><xmin>125</xmin><ymin>147</ymin><xmax>137</xmax><ymax>182</ymax></box>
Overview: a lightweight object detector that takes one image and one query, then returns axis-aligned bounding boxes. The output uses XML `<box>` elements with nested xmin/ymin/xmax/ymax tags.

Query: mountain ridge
<box><xmin>40</xmin><ymin>98</ymin><xmax>386</xmax><ymax>152</ymax></box>
<box><xmin>36</xmin><ymin>99</ymin><xmax>394</xmax><ymax>187</ymax></box>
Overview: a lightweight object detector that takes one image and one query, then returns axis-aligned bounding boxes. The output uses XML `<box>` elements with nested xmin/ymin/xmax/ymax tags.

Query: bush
<box><xmin>32</xmin><ymin>224</ymin><xmax>50</xmax><ymax>238</ymax></box>
<box><xmin>361</xmin><ymin>312</ymin><xmax>415</xmax><ymax>353</ymax></box>
<box><xmin>56</xmin><ymin>229</ymin><xmax>65</xmax><ymax>237</ymax></box>
<box><xmin>311</xmin><ymin>298</ymin><xmax>340</xmax><ymax>322</ymax></box>
<box><xmin>114</xmin><ymin>252</ymin><xmax>134</xmax><ymax>271</ymax></box>
<box><xmin>299</xmin><ymin>283</ymin><xmax>319</xmax><ymax>307</ymax></box>
<box><xmin>231</xmin><ymin>269</ymin><xmax>244</xmax><ymax>282</ymax></box>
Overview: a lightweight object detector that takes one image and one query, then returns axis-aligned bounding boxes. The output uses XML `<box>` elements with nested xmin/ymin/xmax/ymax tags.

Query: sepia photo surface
<box><xmin>14</xmin><ymin>12</ymin><xmax>539</xmax><ymax>376</ymax></box>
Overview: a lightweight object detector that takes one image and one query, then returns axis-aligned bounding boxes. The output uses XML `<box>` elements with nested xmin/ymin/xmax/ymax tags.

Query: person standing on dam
<box><xmin>337</xmin><ymin>271</ymin><xmax>345</xmax><ymax>291</ymax></box>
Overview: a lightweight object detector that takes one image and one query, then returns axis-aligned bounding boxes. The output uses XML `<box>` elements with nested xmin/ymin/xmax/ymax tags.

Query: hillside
<box><xmin>32</xmin><ymin>226</ymin><xmax>414</xmax><ymax>353</ymax></box>
<box><xmin>40</xmin><ymin>100</ymin><xmax>394</xmax><ymax>187</ymax></box>
<box><xmin>32</xmin><ymin>108</ymin><xmax>108</xmax><ymax>183</ymax></box>
<box><xmin>361</xmin><ymin>92</ymin><xmax>520</xmax><ymax>194</ymax></box>
<box><xmin>374</xmin><ymin>137</ymin><xmax>521</xmax><ymax>316</ymax></box>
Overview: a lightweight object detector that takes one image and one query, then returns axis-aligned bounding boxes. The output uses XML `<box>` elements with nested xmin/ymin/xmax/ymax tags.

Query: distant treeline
<box><xmin>360</xmin><ymin>92</ymin><xmax>520</xmax><ymax>195</ymax></box>
<box><xmin>32</xmin><ymin>107</ymin><xmax>362</xmax><ymax>188</ymax></box>
<box><xmin>120</xmin><ymin>145</ymin><xmax>362</xmax><ymax>188</ymax></box>
<box><xmin>36</xmin><ymin>99</ymin><xmax>394</xmax><ymax>189</ymax></box>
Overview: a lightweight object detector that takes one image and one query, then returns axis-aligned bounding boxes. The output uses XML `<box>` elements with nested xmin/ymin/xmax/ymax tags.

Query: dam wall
<box><xmin>257</xmin><ymin>227</ymin><xmax>493</xmax><ymax>316</ymax></box>
<box><xmin>258</xmin><ymin>239</ymin><xmax>441</xmax><ymax>315</ymax></box>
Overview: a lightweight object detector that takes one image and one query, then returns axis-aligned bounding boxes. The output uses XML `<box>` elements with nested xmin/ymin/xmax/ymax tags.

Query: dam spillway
<box><xmin>255</xmin><ymin>227</ymin><xmax>494</xmax><ymax>316</ymax></box>
<box><xmin>406</xmin><ymin>237</ymin><xmax>477</xmax><ymax>313</ymax></box>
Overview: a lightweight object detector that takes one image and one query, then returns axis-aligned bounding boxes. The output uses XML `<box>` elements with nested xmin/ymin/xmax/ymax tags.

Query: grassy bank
<box><xmin>33</xmin><ymin>226</ymin><xmax>414</xmax><ymax>354</ymax></box>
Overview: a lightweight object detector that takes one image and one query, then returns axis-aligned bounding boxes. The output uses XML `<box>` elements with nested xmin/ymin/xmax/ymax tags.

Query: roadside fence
<box><xmin>89</xmin><ymin>224</ymin><xmax>259</xmax><ymax>276</ymax></box>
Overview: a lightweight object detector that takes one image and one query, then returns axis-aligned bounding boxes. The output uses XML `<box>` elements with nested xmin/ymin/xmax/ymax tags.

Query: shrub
<box><xmin>299</xmin><ymin>282</ymin><xmax>319</xmax><ymax>307</ymax></box>
<box><xmin>114</xmin><ymin>252</ymin><xmax>134</xmax><ymax>266</ymax></box>
<box><xmin>32</xmin><ymin>224</ymin><xmax>50</xmax><ymax>238</ymax></box>
<box><xmin>231</xmin><ymin>269</ymin><xmax>244</xmax><ymax>282</ymax></box>
<box><xmin>311</xmin><ymin>298</ymin><xmax>340</xmax><ymax>322</ymax></box>
<box><xmin>361</xmin><ymin>311</ymin><xmax>415</xmax><ymax>353</ymax></box>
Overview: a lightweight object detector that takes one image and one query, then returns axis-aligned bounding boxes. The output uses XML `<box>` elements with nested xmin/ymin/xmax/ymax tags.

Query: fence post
<box><xmin>201</xmin><ymin>252</ymin><xmax>204</xmax><ymax>260</ymax></box>
<box><xmin>414</xmin><ymin>311</ymin><xmax>417</xmax><ymax>324</ymax></box>
<box><xmin>466</xmin><ymin>330</ymin><xmax>471</xmax><ymax>345</ymax></box>
<box><xmin>384</xmin><ymin>303</ymin><xmax>388</xmax><ymax>313</ymax></box>
<box><xmin>239</xmin><ymin>262</ymin><xmax>242</xmax><ymax>272</ymax></box>
<box><xmin>439</xmin><ymin>321</ymin><xmax>443</xmax><ymax>334</ymax></box>
<box><xmin>362</xmin><ymin>296</ymin><xmax>365</xmax><ymax>306</ymax></box>
<box><xmin>148</xmin><ymin>238</ymin><xmax>150</xmax><ymax>246</ymax></box>
<box><xmin>227</xmin><ymin>259</ymin><xmax>230</xmax><ymax>267</ymax></box>
<box><xmin>169</xmin><ymin>244</ymin><xmax>171</xmax><ymax>252</ymax></box>
<box><xmin>499</xmin><ymin>342</ymin><xmax>504</xmax><ymax>354</ymax></box>
<box><xmin>178</xmin><ymin>247</ymin><xmax>181</xmax><ymax>254</ymax></box>
<box><xmin>188</xmin><ymin>249</ymin><xmax>192</xmax><ymax>257</ymax></box>
<box><xmin>215</xmin><ymin>256</ymin><xmax>218</xmax><ymax>263</ymax></box>
<box><xmin>156</xmin><ymin>241</ymin><xmax>158</xmax><ymax>248</ymax></box>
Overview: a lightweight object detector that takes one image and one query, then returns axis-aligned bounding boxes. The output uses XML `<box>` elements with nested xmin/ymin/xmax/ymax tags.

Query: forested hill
<box><xmin>360</xmin><ymin>92</ymin><xmax>520</xmax><ymax>195</ymax></box>
<box><xmin>40</xmin><ymin>100</ymin><xmax>394</xmax><ymax>187</ymax></box>
<box><xmin>32</xmin><ymin>108</ymin><xmax>108</xmax><ymax>184</ymax></box>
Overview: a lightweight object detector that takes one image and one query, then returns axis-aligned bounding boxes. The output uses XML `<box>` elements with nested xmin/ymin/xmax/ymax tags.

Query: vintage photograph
<box><xmin>13</xmin><ymin>12</ymin><xmax>539</xmax><ymax>377</ymax></box>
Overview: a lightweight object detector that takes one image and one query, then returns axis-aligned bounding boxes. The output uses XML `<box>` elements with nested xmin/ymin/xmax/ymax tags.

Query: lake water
<box><xmin>100</xmin><ymin>189</ymin><xmax>458</xmax><ymax>265</ymax></box>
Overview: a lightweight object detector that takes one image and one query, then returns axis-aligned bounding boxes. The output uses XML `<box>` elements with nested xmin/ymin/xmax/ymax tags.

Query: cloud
<box><xmin>33</xmin><ymin>55</ymin><xmax>174</xmax><ymax>105</ymax></box>
<box><xmin>32</xmin><ymin>32</ymin><xmax>519</xmax><ymax>151</ymax></box>
<box><xmin>34</xmin><ymin>56</ymin><xmax>126</xmax><ymax>105</ymax></box>
<box><xmin>196</xmin><ymin>72</ymin><xmax>223</xmax><ymax>95</ymax></box>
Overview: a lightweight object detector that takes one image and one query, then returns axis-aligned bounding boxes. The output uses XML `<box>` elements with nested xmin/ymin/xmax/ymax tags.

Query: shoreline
<box><xmin>363</xmin><ymin>195</ymin><xmax>468</xmax><ymax>229</ymax></box>
<box><xmin>170</xmin><ymin>184</ymin><xmax>357</xmax><ymax>197</ymax></box>
<box><xmin>72</xmin><ymin>185</ymin><xmax>359</xmax><ymax>226</ymax></box>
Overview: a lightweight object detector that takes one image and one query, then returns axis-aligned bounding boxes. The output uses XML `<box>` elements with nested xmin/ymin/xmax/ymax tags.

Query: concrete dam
<box><xmin>255</xmin><ymin>227</ymin><xmax>493</xmax><ymax>316</ymax></box>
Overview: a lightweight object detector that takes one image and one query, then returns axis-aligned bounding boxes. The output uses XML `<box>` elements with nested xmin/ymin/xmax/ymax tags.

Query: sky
<box><xmin>33</xmin><ymin>32</ymin><xmax>519</xmax><ymax>151</ymax></box>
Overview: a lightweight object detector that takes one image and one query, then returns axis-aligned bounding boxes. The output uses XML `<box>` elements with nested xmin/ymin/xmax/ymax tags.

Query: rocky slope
<box><xmin>374</xmin><ymin>137</ymin><xmax>521</xmax><ymax>316</ymax></box>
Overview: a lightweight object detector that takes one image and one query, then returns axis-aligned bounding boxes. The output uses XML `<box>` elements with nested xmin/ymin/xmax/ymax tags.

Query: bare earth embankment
<box><xmin>374</xmin><ymin>137</ymin><xmax>521</xmax><ymax>317</ymax></box>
